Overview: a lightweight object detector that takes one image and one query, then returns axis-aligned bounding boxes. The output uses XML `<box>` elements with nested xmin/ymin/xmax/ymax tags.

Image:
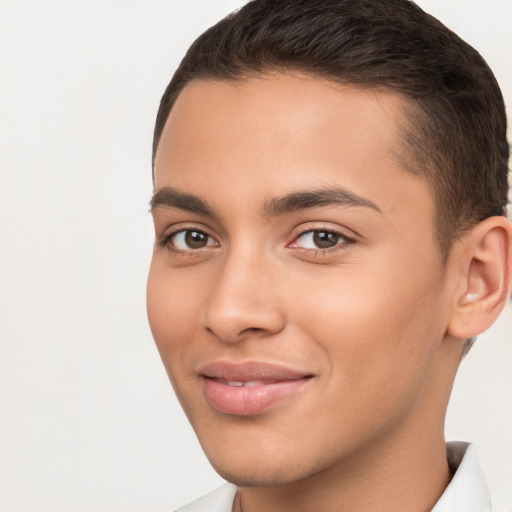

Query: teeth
<box><xmin>226</xmin><ymin>381</ymin><xmax>244</xmax><ymax>387</ymax></box>
<box><xmin>225</xmin><ymin>380</ymin><xmax>265</xmax><ymax>387</ymax></box>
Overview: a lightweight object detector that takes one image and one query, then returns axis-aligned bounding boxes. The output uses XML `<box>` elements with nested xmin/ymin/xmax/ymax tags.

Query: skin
<box><xmin>147</xmin><ymin>73</ymin><xmax>508</xmax><ymax>511</ymax></box>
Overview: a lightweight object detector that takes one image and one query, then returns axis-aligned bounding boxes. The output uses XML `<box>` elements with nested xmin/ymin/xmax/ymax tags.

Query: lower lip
<box><xmin>203</xmin><ymin>378</ymin><xmax>311</xmax><ymax>416</ymax></box>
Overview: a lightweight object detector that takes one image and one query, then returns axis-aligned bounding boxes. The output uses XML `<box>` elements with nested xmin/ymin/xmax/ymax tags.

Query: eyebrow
<box><xmin>262</xmin><ymin>187</ymin><xmax>382</xmax><ymax>216</ymax></box>
<box><xmin>150</xmin><ymin>187</ymin><xmax>213</xmax><ymax>216</ymax></box>
<box><xmin>150</xmin><ymin>186</ymin><xmax>382</xmax><ymax>217</ymax></box>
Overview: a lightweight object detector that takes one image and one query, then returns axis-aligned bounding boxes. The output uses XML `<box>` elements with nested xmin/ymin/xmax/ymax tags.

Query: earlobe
<box><xmin>448</xmin><ymin>216</ymin><xmax>512</xmax><ymax>339</ymax></box>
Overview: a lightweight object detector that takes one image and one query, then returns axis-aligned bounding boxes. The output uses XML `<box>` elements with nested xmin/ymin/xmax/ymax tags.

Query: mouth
<box><xmin>198</xmin><ymin>361</ymin><xmax>314</xmax><ymax>416</ymax></box>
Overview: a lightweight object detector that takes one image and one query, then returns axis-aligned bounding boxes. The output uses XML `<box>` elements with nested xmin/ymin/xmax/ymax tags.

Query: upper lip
<box><xmin>198</xmin><ymin>360</ymin><xmax>313</xmax><ymax>382</ymax></box>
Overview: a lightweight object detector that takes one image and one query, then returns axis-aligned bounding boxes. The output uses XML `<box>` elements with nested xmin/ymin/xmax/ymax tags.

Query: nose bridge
<box><xmin>203</xmin><ymin>242</ymin><xmax>285</xmax><ymax>342</ymax></box>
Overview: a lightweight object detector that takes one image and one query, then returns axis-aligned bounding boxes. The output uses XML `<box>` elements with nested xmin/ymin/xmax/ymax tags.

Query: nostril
<box><xmin>205</xmin><ymin>323</ymin><xmax>282</xmax><ymax>344</ymax></box>
<box><xmin>240</xmin><ymin>327</ymin><xmax>266</xmax><ymax>335</ymax></box>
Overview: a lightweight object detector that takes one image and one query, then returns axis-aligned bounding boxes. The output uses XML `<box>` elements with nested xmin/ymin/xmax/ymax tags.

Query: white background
<box><xmin>0</xmin><ymin>1</ymin><xmax>511</xmax><ymax>511</ymax></box>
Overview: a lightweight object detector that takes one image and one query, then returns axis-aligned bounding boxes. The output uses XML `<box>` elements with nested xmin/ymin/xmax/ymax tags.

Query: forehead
<box><xmin>153</xmin><ymin>73</ymin><xmax>432</xmax><ymax>221</ymax></box>
<box><xmin>156</xmin><ymin>73</ymin><xmax>407</xmax><ymax>172</ymax></box>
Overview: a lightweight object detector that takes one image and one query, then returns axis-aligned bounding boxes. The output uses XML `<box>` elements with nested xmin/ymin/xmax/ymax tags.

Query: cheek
<box><xmin>146</xmin><ymin>261</ymin><xmax>211</xmax><ymax>422</ymax></box>
<box><xmin>146</xmin><ymin>260</ymin><xmax>201</xmax><ymax>371</ymax></box>
<box><xmin>289</xmin><ymin>255</ymin><xmax>446</xmax><ymax>398</ymax></box>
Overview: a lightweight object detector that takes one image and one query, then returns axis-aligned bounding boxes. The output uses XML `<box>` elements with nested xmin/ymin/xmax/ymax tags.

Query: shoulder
<box><xmin>173</xmin><ymin>483</ymin><xmax>238</xmax><ymax>512</ymax></box>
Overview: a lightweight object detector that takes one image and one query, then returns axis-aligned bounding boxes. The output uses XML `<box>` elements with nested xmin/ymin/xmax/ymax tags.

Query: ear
<box><xmin>448</xmin><ymin>216</ymin><xmax>512</xmax><ymax>339</ymax></box>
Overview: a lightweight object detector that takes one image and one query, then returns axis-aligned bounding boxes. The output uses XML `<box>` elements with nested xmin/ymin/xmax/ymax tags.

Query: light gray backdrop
<box><xmin>0</xmin><ymin>1</ymin><xmax>510</xmax><ymax>511</ymax></box>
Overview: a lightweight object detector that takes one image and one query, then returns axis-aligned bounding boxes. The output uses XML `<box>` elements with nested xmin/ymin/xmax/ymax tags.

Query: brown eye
<box><xmin>170</xmin><ymin>230</ymin><xmax>217</xmax><ymax>250</ymax></box>
<box><xmin>312</xmin><ymin>230</ymin><xmax>340</xmax><ymax>248</ymax></box>
<box><xmin>185</xmin><ymin>230</ymin><xmax>209</xmax><ymax>248</ymax></box>
<box><xmin>293</xmin><ymin>229</ymin><xmax>344</xmax><ymax>250</ymax></box>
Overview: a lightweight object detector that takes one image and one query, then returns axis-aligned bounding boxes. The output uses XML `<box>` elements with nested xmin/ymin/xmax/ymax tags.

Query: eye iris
<box><xmin>313</xmin><ymin>231</ymin><xmax>339</xmax><ymax>248</ymax></box>
<box><xmin>185</xmin><ymin>230</ymin><xmax>208</xmax><ymax>248</ymax></box>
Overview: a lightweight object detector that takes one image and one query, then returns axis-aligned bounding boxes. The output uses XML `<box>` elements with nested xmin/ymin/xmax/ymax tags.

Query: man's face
<box><xmin>148</xmin><ymin>73</ymin><xmax>458</xmax><ymax>486</ymax></box>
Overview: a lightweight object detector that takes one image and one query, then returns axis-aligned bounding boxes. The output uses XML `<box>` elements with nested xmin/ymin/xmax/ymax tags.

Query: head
<box><xmin>147</xmin><ymin>0</ymin><xmax>511</xmax><ymax>492</ymax></box>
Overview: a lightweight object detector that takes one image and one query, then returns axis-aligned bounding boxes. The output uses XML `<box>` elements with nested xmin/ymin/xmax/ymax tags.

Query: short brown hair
<box><xmin>153</xmin><ymin>0</ymin><xmax>509</xmax><ymax>255</ymax></box>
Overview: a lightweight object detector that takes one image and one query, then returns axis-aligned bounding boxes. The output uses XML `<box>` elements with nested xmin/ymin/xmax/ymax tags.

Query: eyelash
<box><xmin>158</xmin><ymin>228</ymin><xmax>217</xmax><ymax>256</ymax></box>
<box><xmin>290</xmin><ymin>228</ymin><xmax>356</xmax><ymax>255</ymax></box>
<box><xmin>159</xmin><ymin>227</ymin><xmax>356</xmax><ymax>257</ymax></box>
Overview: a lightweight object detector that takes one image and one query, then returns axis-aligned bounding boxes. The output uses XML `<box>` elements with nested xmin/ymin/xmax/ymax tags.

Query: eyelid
<box><xmin>158</xmin><ymin>224</ymin><xmax>220</xmax><ymax>253</ymax></box>
<box><xmin>289</xmin><ymin>222</ymin><xmax>357</xmax><ymax>242</ymax></box>
<box><xmin>288</xmin><ymin>225</ymin><xmax>357</xmax><ymax>253</ymax></box>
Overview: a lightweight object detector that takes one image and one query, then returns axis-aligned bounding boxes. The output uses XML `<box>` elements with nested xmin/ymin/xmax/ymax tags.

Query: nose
<box><xmin>203</xmin><ymin>251</ymin><xmax>286</xmax><ymax>343</ymax></box>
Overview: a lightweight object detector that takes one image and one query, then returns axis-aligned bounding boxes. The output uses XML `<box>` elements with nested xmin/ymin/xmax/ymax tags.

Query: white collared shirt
<box><xmin>432</xmin><ymin>442</ymin><xmax>490</xmax><ymax>512</ymax></box>
<box><xmin>174</xmin><ymin>441</ymin><xmax>491</xmax><ymax>512</ymax></box>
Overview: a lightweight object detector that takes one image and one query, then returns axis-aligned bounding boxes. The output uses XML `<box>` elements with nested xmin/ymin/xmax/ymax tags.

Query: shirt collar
<box><xmin>432</xmin><ymin>441</ymin><xmax>491</xmax><ymax>512</ymax></box>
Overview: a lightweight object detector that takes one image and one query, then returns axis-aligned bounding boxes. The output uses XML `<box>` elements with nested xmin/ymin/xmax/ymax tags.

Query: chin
<box><xmin>201</xmin><ymin>437</ymin><xmax>328</xmax><ymax>488</ymax></box>
<box><xmin>210</xmin><ymin>458</ymin><xmax>309</xmax><ymax>488</ymax></box>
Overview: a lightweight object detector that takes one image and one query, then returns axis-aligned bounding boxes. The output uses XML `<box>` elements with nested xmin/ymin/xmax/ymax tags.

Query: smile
<box><xmin>220</xmin><ymin>379</ymin><xmax>279</xmax><ymax>387</ymax></box>
<box><xmin>199</xmin><ymin>361</ymin><xmax>314</xmax><ymax>416</ymax></box>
